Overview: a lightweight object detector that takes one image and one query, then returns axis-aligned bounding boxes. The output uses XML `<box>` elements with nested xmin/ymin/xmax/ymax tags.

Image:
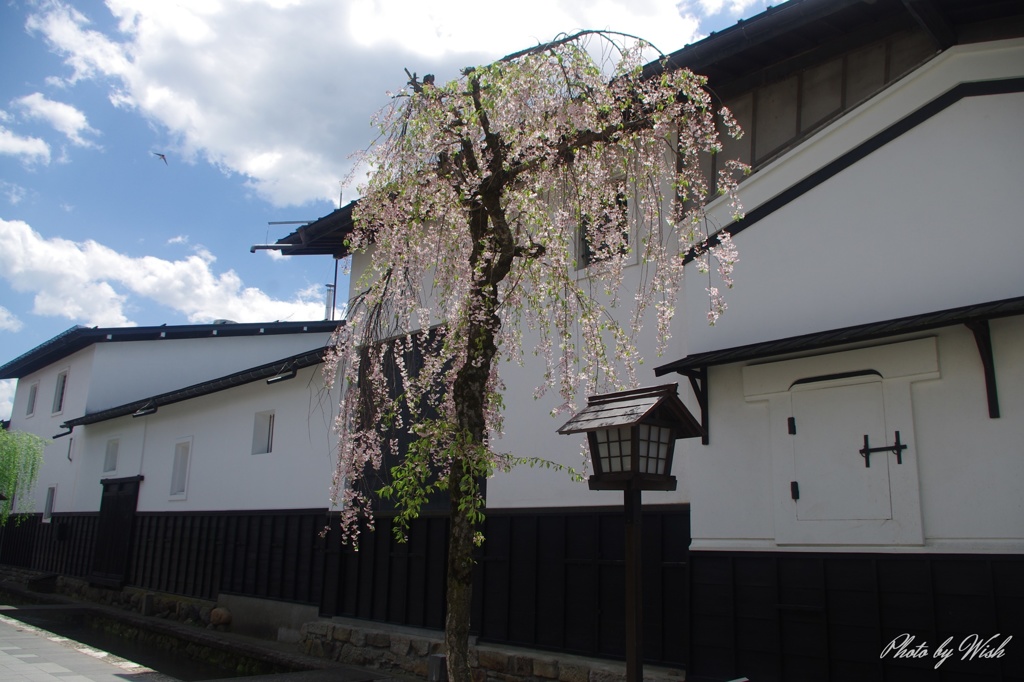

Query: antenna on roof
<box><xmin>324</xmin><ymin>283</ymin><xmax>336</xmax><ymax>321</ymax></box>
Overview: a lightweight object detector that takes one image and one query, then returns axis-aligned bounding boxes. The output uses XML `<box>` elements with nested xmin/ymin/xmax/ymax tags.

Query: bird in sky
<box><xmin>152</xmin><ymin>152</ymin><xmax>168</xmax><ymax>165</ymax></box>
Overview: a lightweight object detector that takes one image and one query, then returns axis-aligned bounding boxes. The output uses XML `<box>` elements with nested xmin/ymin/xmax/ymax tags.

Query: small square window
<box><xmin>577</xmin><ymin>188</ymin><xmax>629</xmax><ymax>269</ymax></box>
<box><xmin>252</xmin><ymin>411</ymin><xmax>275</xmax><ymax>455</ymax></box>
<box><xmin>52</xmin><ymin>370</ymin><xmax>68</xmax><ymax>414</ymax></box>
<box><xmin>25</xmin><ymin>383</ymin><xmax>38</xmax><ymax>417</ymax></box>
<box><xmin>170</xmin><ymin>440</ymin><xmax>191</xmax><ymax>498</ymax></box>
<box><xmin>42</xmin><ymin>486</ymin><xmax>56</xmax><ymax>523</ymax></box>
<box><xmin>103</xmin><ymin>438</ymin><xmax>119</xmax><ymax>473</ymax></box>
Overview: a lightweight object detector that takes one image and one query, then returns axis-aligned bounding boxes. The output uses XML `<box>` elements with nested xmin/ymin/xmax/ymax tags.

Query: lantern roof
<box><xmin>558</xmin><ymin>384</ymin><xmax>704</xmax><ymax>439</ymax></box>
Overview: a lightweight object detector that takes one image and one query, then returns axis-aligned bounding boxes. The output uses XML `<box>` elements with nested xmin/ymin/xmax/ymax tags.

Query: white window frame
<box><xmin>52</xmin><ymin>369</ymin><xmax>69</xmax><ymax>415</ymax></box>
<box><xmin>42</xmin><ymin>486</ymin><xmax>56</xmax><ymax>523</ymax></box>
<box><xmin>575</xmin><ymin>184</ymin><xmax>635</xmax><ymax>272</ymax></box>
<box><xmin>170</xmin><ymin>438</ymin><xmax>192</xmax><ymax>500</ymax></box>
<box><xmin>103</xmin><ymin>438</ymin><xmax>120</xmax><ymax>474</ymax></box>
<box><xmin>25</xmin><ymin>382</ymin><xmax>38</xmax><ymax>418</ymax></box>
<box><xmin>251</xmin><ymin>411</ymin><xmax>275</xmax><ymax>455</ymax></box>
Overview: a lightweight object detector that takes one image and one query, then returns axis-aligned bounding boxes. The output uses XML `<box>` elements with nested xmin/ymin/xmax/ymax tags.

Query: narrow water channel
<box><xmin>0</xmin><ymin>595</ymin><xmax>295</xmax><ymax>681</ymax></box>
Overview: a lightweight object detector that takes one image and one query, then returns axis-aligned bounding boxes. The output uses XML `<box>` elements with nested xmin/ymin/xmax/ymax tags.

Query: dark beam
<box><xmin>901</xmin><ymin>0</ymin><xmax>958</xmax><ymax>49</ymax></box>
<box><xmin>683</xmin><ymin>367</ymin><xmax>709</xmax><ymax>445</ymax></box>
<box><xmin>966</xmin><ymin>319</ymin><xmax>1000</xmax><ymax>419</ymax></box>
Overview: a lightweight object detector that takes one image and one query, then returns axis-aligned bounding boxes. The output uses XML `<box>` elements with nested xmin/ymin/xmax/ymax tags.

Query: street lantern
<box><xmin>558</xmin><ymin>383</ymin><xmax>703</xmax><ymax>682</ymax></box>
<box><xmin>558</xmin><ymin>383</ymin><xmax>703</xmax><ymax>491</ymax></box>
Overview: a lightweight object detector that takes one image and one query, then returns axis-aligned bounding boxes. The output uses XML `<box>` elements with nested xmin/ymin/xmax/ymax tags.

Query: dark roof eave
<box><xmin>654</xmin><ymin>296</ymin><xmax>1024</xmax><ymax>376</ymax></box>
<box><xmin>265</xmin><ymin>200</ymin><xmax>357</xmax><ymax>258</ymax></box>
<box><xmin>647</xmin><ymin>0</ymin><xmax>867</xmax><ymax>75</ymax></box>
<box><xmin>0</xmin><ymin>320</ymin><xmax>341</xmax><ymax>380</ymax></box>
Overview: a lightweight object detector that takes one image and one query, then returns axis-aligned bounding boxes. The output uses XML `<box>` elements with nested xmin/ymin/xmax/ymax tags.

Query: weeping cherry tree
<box><xmin>324</xmin><ymin>30</ymin><xmax>746</xmax><ymax>682</ymax></box>
<box><xmin>0</xmin><ymin>428</ymin><xmax>45</xmax><ymax>526</ymax></box>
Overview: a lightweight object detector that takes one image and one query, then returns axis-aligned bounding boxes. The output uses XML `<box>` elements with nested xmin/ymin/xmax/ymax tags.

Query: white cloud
<box><xmin>679</xmin><ymin>0</ymin><xmax>768</xmax><ymax>21</ymax></box>
<box><xmin>0</xmin><ymin>306</ymin><xmax>23</xmax><ymax>332</ymax></box>
<box><xmin>0</xmin><ymin>218</ymin><xmax>327</xmax><ymax>327</ymax></box>
<box><xmin>0</xmin><ymin>125</ymin><xmax>51</xmax><ymax>165</ymax></box>
<box><xmin>14</xmin><ymin>93</ymin><xmax>100</xmax><ymax>148</ymax></box>
<box><xmin>346</xmin><ymin>0</ymin><xmax>698</xmax><ymax>57</ymax></box>
<box><xmin>27</xmin><ymin>0</ymin><xmax>705</xmax><ymax>207</ymax></box>
<box><xmin>0</xmin><ymin>181</ymin><xmax>29</xmax><ymax>205</ymax></box>
<box><xmin>0</xmin><ymin>379</ymin><xmax>14</xmax><ymax>422</ymax></box>
<box><xmin>26</xmin><ymin>4</ymin><xmax>134</xmax><ymax>85</ymax></box>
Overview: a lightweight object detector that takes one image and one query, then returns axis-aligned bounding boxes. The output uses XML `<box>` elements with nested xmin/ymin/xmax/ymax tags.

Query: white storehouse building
<box><xmin>2</xmin><ymin>1</ymin><xmax>1022</xmax><ymax>680</ymax></box>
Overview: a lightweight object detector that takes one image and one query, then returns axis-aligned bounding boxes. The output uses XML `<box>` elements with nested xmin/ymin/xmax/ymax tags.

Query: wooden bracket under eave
<box><xmin>965</xmin><ymin>319</ymin><xmax>1000</xmax><ymax>419</ymax></box>
<box><xmin>681</xmin><ymin>366</ymin><xmax>710</xmax><ymax>445</ymax></box>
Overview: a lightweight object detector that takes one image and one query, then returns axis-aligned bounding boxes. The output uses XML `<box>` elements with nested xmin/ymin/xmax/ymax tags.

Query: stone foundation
<box><xmin>0</xmin><ymin>567</ymin><xmax>683</xmax><ymax>682</ymax></box>
<box><xmin>299</xmin><ymin>618</ymin><xmax>685</xmax><ymax>682</ymax></box>
<box><xmin>54</xmin><ymin>575</ymin><xmax>226</xmax><ymax>630</ymax></box>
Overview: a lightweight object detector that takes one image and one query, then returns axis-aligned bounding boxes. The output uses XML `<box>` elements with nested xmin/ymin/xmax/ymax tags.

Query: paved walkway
<box><xmin>0</xmin><ymin>610</ymin><xmax>398</xmax><ymax>682</ymax></box>
<box><xmin>0</xmin><ymin>611</ymin><xmax>176</xmax><ymax>682</ymax></box>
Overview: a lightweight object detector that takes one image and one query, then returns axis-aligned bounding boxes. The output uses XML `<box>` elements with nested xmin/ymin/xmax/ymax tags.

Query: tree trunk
<box><xmin>443</xmin><ymin>192</ymin><xmax>512</xmax><ymax>682</ymax></box>
<box><xmin>445</xmin><ymin>460</ymin><xmax>476</xmax><ymax>682</ymax></box>
<box><xmin>440</xmin><ymin>91</ymin><xmax>516</xmax><ymax>678</ymax></box>
<box><xmin>445</xmin><ymin>339</ymin><xmax>494</xmax><ymax>682</ymax></box>
<box><xmin>445</xmin><ymin>309</ymin><xmax>497</xmax><ymax>682</ymax></box>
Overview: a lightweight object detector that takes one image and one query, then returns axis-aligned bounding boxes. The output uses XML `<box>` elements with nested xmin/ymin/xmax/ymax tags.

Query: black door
<box><xmin>90</xmin><ymin>475</ymin><xmax>143</xmax><ymax>587</ymax></box>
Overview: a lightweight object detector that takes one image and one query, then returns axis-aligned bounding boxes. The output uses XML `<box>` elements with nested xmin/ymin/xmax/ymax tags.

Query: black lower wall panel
<box><xmin>320</xmin><ymin>505</ymin><xmax>693</xmax><ymax>668</ymax></box>
<box><xmin>0</xmin><ymin>509</ymin><xmax>330</xmax><ymax>606</ymax></box>
<box><xmin>687</xmin><ymin>551</ymin><xmax>1024</xmax><ymax>682</ymax></box>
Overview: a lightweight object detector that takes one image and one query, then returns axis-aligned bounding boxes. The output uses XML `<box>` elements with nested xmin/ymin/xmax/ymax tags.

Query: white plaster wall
<box><xmin>61</xmin><ymin>363</ymin><xmax>339</xmax><ymax>513</ymax></box>
<box><xmin>86</xmin><ymin>331</ymin><xmax>333</xmax><ymax>413</ymax></box>
<box><xmin>685</xmin><ymin>39</ymin><xmax>1024</xmax><ymax>355</ymax></box>
<box><xmin>683</xmin><ymin>362</ymin><xmax>774</xmax><ymax>546</ymax></box>
<box><xmin>64</xmin><ymin>419</ymin><xmax>148</xmax><ymax>511</ymax></box>
<box><xmin>911</xmin><ymin>318</ymin><xmax>1024</xmax><ymax>549</ymax></box>
<box><xmin>341</xmin><ymin>39</ymin><xmax>1024</xmax><ymax>519</ymax></box>
<box><xmin>666</xmin><ymin>40</ymin><xmax>1024</xmax><ymax>554</ymax></box>
<box><xmin>346</xmin><ymin>211</ymin><xmax>696</xmax><ymax>511</ymax></box>
<box><xmin>487</xmin><ymin>43</ymin><xmax>1024</xmax><ymax>520</ymax></box>
<box><xmin>7</xmin><ymin>346</ymin><xmax>97</xmax><ymax>514</ymax></box>
<box><xmin>483</xmin><ymin>264</ymin><xmax>694</xmax><ymax>509</ymax></box>
<box><xmin>688</xmin><ymin>323</ymin><xmax>1024</xmax><ymax>553</ymax></box>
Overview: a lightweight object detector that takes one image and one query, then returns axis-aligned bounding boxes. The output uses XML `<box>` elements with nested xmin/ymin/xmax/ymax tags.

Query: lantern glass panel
<box><xmin>638</xmin><ymin>423</ymin><xmax>672</xmax><ymax>475</ymax></box>
<box><xmin>594</xmin><ymin>427</ymin><xmax>632</xmax><ymax>473</ymax></box>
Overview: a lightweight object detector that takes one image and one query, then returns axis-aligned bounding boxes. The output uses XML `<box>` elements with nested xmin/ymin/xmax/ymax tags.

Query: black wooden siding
<box><xmin>5</xmin><ymin>509</ymin><xmax>1021</xmax><ymax>680</ymax></box>
<box><xmin>1</xmin><ymin>505</ymin><xmax>691</xmax><ymax>667</ymax></box>
<box><xmin>320</xmin><ymin>505</ymin><xmax>692</xmax><ymax>667</ymax></box>
<box><xmin>129</xmin><ymin>510</ymin><xmax>329</xmax><ymax>603</ymax></box>
<box><xmin>0</xmin><ymin>509</ymin><xmax>330</xmax><ymax>605</ymax></box>
<box><xmin>688</xmin><ymin>551</ymin><xmax>1024</xmax><ymax>682</ymax></box>
<box><xmin>473</xmin><ymin>507</ymin><xmax>690</xmax><ymax>664</ymax></box>
<box><xmin>0</xmin><ymin>513</ymin><xmax>98</xmax><ymax>577</ymax></box>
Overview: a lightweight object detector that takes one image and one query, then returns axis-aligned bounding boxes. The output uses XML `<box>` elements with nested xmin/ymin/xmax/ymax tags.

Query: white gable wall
<box><xmin>61</xmin><ymin>363</ymin><xmax>338</xmax><ymax>513</ymax></box>
<box><xmin>86</xmin><ymin>332</ymin><xmax>333</xmax><ymax>413</ymax></box>
<box><xmin>8</xmin><ymin>346</ymin><xmax>97</xmax><ymax>517</ymax></box>
<box><xmin>5</xmin><ymin>329</ymin><xmax>339</xmax><ymax>515</ymax></box>
<box><xmin>340</xmin><ymin>39</ymin><xmax>1024</xmax><ymax>523</ymax></box>
<box><xmin>684</xmin><ymin>38</ymin><xmax>1024</xmax><ymax>354</ymax></box>
<box><xmin>675</xmin><ymin>38</ymin><xmax>1024</xmax><ymax>554</ymax></box>
<box><xmin>487</xmin><ymin>40</ymin><xmax>1024</xmax><ymax>512</ymax></box>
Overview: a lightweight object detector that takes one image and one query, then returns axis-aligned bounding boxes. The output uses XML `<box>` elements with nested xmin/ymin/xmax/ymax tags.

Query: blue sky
<box><xmin>0</xmin><ymin>0</ymin><xmax>770</xmax><ymax>418</ymax></box>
